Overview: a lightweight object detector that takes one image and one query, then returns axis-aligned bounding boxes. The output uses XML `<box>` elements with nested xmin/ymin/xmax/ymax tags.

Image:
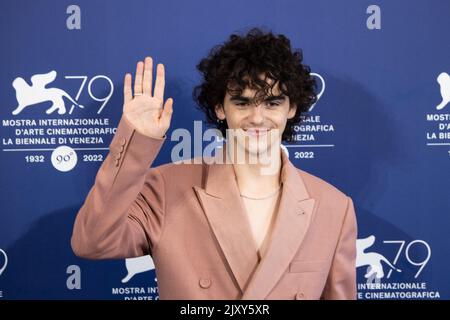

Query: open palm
<box><xmin>123</xmin><ymin>56</ymin><xmax>173</xmax><ymax>139</ymax></box>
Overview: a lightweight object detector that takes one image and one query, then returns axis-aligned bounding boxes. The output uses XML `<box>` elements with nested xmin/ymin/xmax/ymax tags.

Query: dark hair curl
<box><xmin>193</xmin><ymin>27</ymin><xmax>317</xmax><ymax>142</ymax></box>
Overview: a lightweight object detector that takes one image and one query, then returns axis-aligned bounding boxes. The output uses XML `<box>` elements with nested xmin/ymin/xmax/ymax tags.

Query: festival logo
<box><xmin>425</xmin><ymin>71</ymin><xmax>450</xmax><ymax>157</ymax></box>
<box><xmin>287</xmin><ymin>73</ymin><xmax>335</xmax><ymax>160</ymax></box>
<box><xmin>356</xmin><ymin>235</ymin><xmax>440</xmax><ymax>299</ymax></box>
<box><xmin>111</xmin><ymin>255</ymin><xmax>159</xmax><ymax>300</ymax></box>
<box><xmin>1</xmin><ymin>70</ymin><xmax>116</xmax><ymax>172</ymax></box>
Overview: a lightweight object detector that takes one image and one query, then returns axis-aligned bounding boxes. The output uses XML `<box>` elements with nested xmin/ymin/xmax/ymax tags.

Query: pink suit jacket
<box><xmin>71</xmin><ymin>116</ymin><xmax>358</xmax><ymax>300</ymax></box>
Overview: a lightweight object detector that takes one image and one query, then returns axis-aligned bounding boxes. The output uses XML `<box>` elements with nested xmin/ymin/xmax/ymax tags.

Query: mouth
<box><xmin>242</xmin><ymin>128</ymin><xmax>271</xmax><ymax>137</ymax></box>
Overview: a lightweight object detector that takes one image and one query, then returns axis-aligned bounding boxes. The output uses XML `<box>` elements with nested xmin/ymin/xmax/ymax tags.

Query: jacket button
<box><xmin>114</xmin><ymin>153</ymin><xmax>121</xmax><ymax>160</ymax></box>
<box><xmin>199</xmin><ymin>278</ymin><xmax>211</xmax><ymax>289</ymax></box>
<box><xmin>114</xmin><ymin>159</ymin><xmax>120</xmax><ymax>167</ymax></box>
<box><xmin>119</xmin><ymin>138</ymin><xmax>126</xmax><ymax>146</ymax></box>
<box><xmin>295</xmin><ymin>292</ymin><xmax>305</xmax><ymax>300</ymax></box>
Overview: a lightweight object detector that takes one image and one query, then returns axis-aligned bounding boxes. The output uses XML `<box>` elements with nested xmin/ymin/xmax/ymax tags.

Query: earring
<box><xmin>217</xmin><ymin>119</ymin><xmax>224</xmax><ymax>124</ymax></box>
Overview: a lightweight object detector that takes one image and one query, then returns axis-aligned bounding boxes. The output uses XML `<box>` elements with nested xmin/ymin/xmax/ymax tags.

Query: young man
<box><xmin>71</xmin><ymin>28</ymin><xmax>357</xmax><ymax>300</ymax></box>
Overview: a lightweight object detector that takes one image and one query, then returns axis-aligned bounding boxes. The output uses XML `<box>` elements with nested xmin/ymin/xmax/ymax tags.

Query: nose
<box><xmin>247</xmin><ymin>104</ymin><xmax>265</xmax><ymax>124</ymax></box>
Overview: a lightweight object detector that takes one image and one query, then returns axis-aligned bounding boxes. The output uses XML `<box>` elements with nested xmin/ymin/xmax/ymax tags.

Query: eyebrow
<box><xmin>230</xmin><ymin>94</ymin><xmax>286</xmax><ymax>102</ymax></box>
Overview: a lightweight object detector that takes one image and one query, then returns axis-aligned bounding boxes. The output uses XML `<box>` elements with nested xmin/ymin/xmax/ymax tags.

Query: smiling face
<box><xmin>215</xmin><ymin>76</ymin><xmax>297</xmax><ymax>159</ymax></box>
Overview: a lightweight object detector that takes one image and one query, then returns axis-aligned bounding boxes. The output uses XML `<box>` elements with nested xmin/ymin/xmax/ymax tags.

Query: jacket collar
<box><xmin>193</xmin><ymin>143</ymin><xmax>317</xmax><ymax>299</ymax></box>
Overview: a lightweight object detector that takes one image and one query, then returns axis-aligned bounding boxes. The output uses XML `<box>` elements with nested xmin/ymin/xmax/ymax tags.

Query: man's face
<box><xmin>215</xmin><ymin>77</ymin><xmax>297</xmax><ymax>159</ymax></box>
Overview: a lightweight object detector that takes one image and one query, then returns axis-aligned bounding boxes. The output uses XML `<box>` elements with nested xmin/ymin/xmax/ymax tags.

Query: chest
<box><xmin>240</xmin><ymin>195</ymin><xmax>281</xmax><ymax>255</ymax></box>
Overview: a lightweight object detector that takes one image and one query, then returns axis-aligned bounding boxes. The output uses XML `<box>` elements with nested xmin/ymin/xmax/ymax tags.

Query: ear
<box><xmin>215</xmin><ymin>104</ymin><xmax>226</xmax><ymax>120</ymax></box>
<box><xmin>287</xmin><ymin>103</ymin><xmax>297</xmax><ymax>119</ymax></box>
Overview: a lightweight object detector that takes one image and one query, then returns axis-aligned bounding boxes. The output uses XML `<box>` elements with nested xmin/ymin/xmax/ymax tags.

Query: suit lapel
<box><xmin>241</xmin><ymin>160</ymin><xmax>316</xmax><ymax>299</ymax></box>
<box><xmin>193</xmin><ymin>147</ymin><xmax>259</xmax><ymax>293</ymax></box>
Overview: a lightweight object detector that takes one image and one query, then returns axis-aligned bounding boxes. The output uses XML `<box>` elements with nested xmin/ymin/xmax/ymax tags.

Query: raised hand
<box><xmin>123</xmin><ymin>56</ymin><xmax>173</xmax><ymax>139</ymax></box>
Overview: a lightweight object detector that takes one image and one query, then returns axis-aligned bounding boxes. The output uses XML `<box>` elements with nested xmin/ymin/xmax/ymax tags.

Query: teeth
<box><xmin>244</xmin><ymin>128</ymin><xmax>270</xmax><ymax>136</ymax></box>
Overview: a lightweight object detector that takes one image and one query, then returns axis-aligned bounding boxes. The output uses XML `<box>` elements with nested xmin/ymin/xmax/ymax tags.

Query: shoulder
<box><xmin>155</xmin><ymin>156</ymin><xmax>206</xmax><ymax>174</ymax></box>
<box><xmin>145</xmin><ymin>156</ymin><xmax>207</xmax><ymax>186</ymax></box>
<box><xmin>295</xmin><ymin>168</ymin><xmax>356</xmax><ymax>234</ymax></box>
<box><xmin>295</xmin><ymin>167</ymin><xmax>351</xmax><ymax>208</ymax></box>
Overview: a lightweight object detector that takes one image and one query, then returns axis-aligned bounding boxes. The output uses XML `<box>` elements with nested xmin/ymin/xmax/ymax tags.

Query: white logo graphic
<box><xmin>436</xmin><ymin>72</ymin><xmax>450</xmax><ymax>110</ymax></box>
<box><xmin>66</xmin><ymin>265</ymin><xmax>81</xmax><ymax>290</ymax></box>
<box><xmin>11</xmin><ymin>70</ymin><xmax>84</xmax><ymax>115</ymax></box>
<box><xmin>309</xmin><ymin>73</ymin><xmax>325</xmax><ymax>112</ymax></box>
<box><xmin>366</xmin><ymin>5</ymin><xmax>381</xmax><ymax>30</ymax></box>
<box><xmin>66</xmin><ymin>5</ymin><xmax>81</xmax><ymax>30</ymax></box>
<box><xmin>357</xmin><ymin>235</ymin><xmax>402</xmax><ymax>281</ymax></box>
<box><xmin>51</xmin><ymin>146</ymin><xmax>78</xmax><ymax>172</ymax></box>
<box><xmin>0</xmin><ymin>249</ymin><xmax>7</xmax><ymax>276</ymax></box>
<box><xmin>122</xmin><ymin>255</ymin><xmax>155</xmax><ymax>283</ymax></box>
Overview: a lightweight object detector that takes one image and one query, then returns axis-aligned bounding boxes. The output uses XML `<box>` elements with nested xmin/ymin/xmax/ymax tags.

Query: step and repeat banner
<box><xmin>0</xmin><ymin>0</ymin><xmax>449</xmax><ymax>300</ymax></box>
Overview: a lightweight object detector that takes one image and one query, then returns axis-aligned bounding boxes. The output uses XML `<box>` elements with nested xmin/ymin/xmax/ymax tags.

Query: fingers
<box><xmin>123</xmin><ymin>73</ymin><xmax>132</xmax><ymax>105</ymax></box>
<box><xmin>134</xmin><ymin>61</ymin><xmax>144</xmax><ymax>95</ymax></box>
<box><xmin>160</xmin><ymin>97</ymin><xmax>173</xmax><ymax>126</ymax></box>
<box><xmin>142</xmin><ymin>56</ymin><xmax>153</xmax><ymax>96</ymax></box>
<box><xmin>153</xmin><ymin>63</ymin><xmax>165</xmax><ymax>102</ymax></box>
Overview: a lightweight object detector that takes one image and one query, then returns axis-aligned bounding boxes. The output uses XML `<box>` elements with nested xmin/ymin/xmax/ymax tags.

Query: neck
<box><xmin>227</xmin><ymin>143</ymin><xmax>282</xmax><ymax>198</ymax></box>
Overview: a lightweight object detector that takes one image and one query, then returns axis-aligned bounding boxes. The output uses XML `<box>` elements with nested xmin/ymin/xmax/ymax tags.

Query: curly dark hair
<box><xmin>192</xmin><ymin>27</ymin><xmax>317</xmax><ymax>142</ymax></box>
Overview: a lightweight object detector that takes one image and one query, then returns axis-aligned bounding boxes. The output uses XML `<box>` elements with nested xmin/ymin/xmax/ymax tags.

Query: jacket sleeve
<box><xmin>321</xmin><ymin>196</ymin><xmax>358</xmax><ymax>300</ymax></box>
<box><xmin>71</xmin><ymin>115</ymin><xmax>167</xmax><ymax>260</ymax></box>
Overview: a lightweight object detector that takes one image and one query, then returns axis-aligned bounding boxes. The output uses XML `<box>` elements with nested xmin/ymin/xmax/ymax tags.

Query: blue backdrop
<box><xmin>0</xmin><ymin>0</ymin><xmax>449</xmax><ymax>300</ymax></box>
